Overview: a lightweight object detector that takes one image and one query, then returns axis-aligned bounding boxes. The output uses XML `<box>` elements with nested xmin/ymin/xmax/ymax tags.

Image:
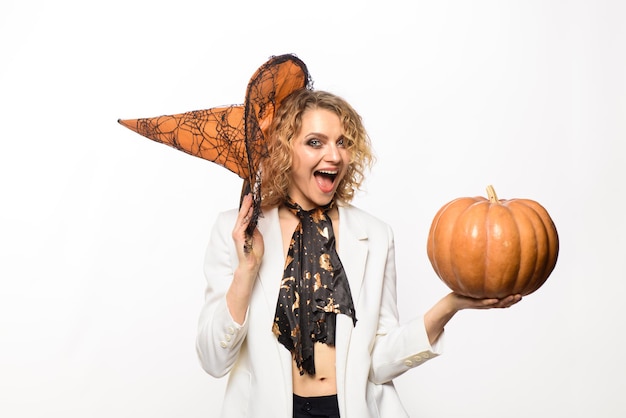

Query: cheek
<box><xmin>289</xmin><ymin>155</ymin><xmax>310</xmax><ymax>183</ymax></box>
<box><xmin>292</xmin><ymin>148</ymin><xmax>318</xmax><ymax>171</ymax></box>
<box><xmin>290</xmin><ymin>152</ymin><xmax>302</xmax><ymax>172</ymax></box>
<box><xmin>341</xmin><ymin>149</ymin><xmax>352</xmax><ymax>169</ymax></box>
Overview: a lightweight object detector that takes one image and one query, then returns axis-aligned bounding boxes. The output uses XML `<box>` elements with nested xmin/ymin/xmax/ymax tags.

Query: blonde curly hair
<box><xmin>260</xmin><ymin>89</ymin><xmax>374</xmax><ymax>207</ymax></box>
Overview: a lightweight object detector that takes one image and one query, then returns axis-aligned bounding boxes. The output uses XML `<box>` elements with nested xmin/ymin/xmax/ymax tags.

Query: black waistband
<box><xmin>293</xmin><ymin>394</ymin><xmax>340</xmax><ymax>417</ymax></box>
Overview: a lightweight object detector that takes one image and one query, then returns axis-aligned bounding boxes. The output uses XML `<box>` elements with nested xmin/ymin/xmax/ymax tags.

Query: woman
<box><xmin>196</xmin><ymin>88</ymin><xmax>521</xmax><ymax>417</ymax></box>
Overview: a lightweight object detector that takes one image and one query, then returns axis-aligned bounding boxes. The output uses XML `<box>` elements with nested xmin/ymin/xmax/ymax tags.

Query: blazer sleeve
<box><xmin>196</xmin><ymin>209</ymin><xmax>249</xmax><ymax>378</ymax></box>
<box><xmin>368</xmin><ymin>223</ymin><xmax>444</xmax><ymax>384</ymax></box>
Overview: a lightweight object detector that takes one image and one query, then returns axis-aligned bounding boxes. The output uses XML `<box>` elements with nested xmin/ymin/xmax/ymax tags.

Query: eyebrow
<box><xmin>305</xmin><ymin>132</ymin><xmax>328</xmax><ymax>138</ymax></box>
<box><xmin>304</xmin><ymin>132</ymin><xmax>344</xmax><ymax>141</ymax></box>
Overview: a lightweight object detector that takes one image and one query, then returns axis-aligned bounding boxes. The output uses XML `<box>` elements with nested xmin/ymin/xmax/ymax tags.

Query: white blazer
<box><xmin>196</xmin><ymin>203</ymin><xmax>443</xmax><ymax>417</ymax></box>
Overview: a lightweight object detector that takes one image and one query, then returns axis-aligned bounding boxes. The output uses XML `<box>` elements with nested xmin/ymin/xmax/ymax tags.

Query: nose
<box><xmin>325</xmin><ymin>142</ymin><xmax>341</xmax><ymax>162</ymax></box>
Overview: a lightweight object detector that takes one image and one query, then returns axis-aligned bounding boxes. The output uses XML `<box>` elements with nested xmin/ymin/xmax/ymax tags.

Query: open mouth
<box><xmin>315</xmin><ymin>170</ymin><xmax>338</xmax><ymax>194</ymax></box>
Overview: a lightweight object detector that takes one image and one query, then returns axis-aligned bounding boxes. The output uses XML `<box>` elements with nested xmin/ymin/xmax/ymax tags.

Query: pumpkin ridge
<box><xmin>524</xmin><ymin>222</ymin><xmax>548</xmax><ymax>294</ymax></box>
<box><xmin>509</xmin><ymin>201</ymin><xmax>535</xmax><ymax>295</ymax></box>
<box><xmin>485</xmin><ymin>201</ymin><xmax>521</xmax><ymax>298</ymax></box>
<box><xmin>439</xmin><ymin>197</ymin><xmax>479</xmax><ymax>296</ymax></box>
<box><xmin>531</xmin><ymin>221</ymin><xmax>551</xmax><ymax>294</ymax></box>
<box><xmin>428</xmin><ymin>198</ymin><xmax>462</xmax><ymax>279</ymax></box>
<box><xmin>522</xmin><ymin>199</ymin><xmax>559</xmax><ymax>276</ymax></box>
<box><xmin>453</xmin><ymin>199</ymin><xmax>488</xmax><ymax>298</ymax></box>
<box><xmin>528</xmin><ymin>202</ymin><xmax>549</xmax><ymax>295</ymax></box>
<box><xmin>454</xmin><ymin>202</ymin><xmax>485</xmax><ymax>295</ymax></box>
<box><xmin>516</xmin><ymin>200</ymin><xmax>556</xmax><ymax>295</ymax></box>
<box><xmin>483</xmin><ymin>205</ymin><xmax>490</xmax><ymax>297</ymax></box>
<box><xmin>501</xmin><ymin>204</ymin><xmax>520</xmax><ymax>296</ymax></box>
<box><xmin>449</xmin><ymin>202</ymin><xmax>467</xmax><ymax>296</ymax></box>
<box><xmin>486</xmin><ymin>202</ymin><xmax>506</xmax><ymax>297</ymax></box>
<box><xmin>513</xmin><ymin>205</ymin><xmax>525</xmax><ymax>295</ymax></box>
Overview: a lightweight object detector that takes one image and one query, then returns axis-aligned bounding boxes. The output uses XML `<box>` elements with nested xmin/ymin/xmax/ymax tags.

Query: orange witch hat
<box><xmin>118</xmin><ymin>54</ymin><xmax>312</xmax><ymax>236</ymax></box>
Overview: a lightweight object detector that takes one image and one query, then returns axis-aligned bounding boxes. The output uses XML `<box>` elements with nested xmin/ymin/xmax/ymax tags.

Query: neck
<box><xmin>285</xmin><ymin>198</ymin><xmax>334</xmax><ymax>213</ymax></box>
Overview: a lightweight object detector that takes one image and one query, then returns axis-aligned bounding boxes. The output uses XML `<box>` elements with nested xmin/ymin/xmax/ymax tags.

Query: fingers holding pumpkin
<box><xmin>452</xmin><ymin>293</ymin><xmax>522</xmax><ymax>310</ymax></box>
<box><xmin>494</xmin><ymin>294</ymin><xmax>523</xmax><ymax>308</ymax></box>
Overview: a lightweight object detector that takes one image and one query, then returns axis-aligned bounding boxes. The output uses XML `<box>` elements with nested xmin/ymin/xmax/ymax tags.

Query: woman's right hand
<box><xmin>232</xmin><ymin>194</ymin><xmax>264</xmax><ymax>276</ymax></box>
<box><xmin>226</xmin><ymin>194</ymin><xmax>265</xmax><ymax>324</ymax></box>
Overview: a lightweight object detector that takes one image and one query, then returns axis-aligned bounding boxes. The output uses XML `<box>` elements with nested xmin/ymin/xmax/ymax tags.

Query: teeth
<box><xmin>317</xmin><ymin>170</ymin><xmax>338</xmax><ymax>175</ymax></box>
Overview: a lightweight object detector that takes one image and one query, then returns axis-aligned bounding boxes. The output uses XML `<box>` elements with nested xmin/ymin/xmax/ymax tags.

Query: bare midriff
<box><xmin>292</xmin><ymin>342</ymin><xmax>337</xmax><ymax>396</ymax></box>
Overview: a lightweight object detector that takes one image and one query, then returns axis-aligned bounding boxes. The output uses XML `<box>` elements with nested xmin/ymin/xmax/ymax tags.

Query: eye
<box><xmin>307</xmin><ymin>138</ymin><xmax>322</xmax><ymax>148</ymax></box>
<box><xmin>337</xmin><ymin>137</ymin><xmax>346</xmax><ymax>147</ymax></box>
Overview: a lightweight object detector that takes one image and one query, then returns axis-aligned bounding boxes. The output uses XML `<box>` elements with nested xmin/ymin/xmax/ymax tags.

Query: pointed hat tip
<box><xmin>117</xmin><ymin>118</ymin><xmax>136</xmax><ymax>130</ymax></box>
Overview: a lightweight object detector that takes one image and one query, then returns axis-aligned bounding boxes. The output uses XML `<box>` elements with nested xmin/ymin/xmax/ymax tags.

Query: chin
<box><xmin>315</xmin><ymin>193</ymin><xmax>336</xmax><ymax>206</ymax></box>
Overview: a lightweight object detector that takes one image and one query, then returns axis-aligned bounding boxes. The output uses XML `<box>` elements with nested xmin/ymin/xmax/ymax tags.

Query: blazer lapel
<box><xmin>337</xmin><ymin>204</ymin><xmax>368</xmax><ymax>309</ymax></box>
<box><xmin>256</xmin><ymin>206</ymin><xmax>284</xmax><ymax>312</ymax></box>
<box><xmin>256</xmin><ymin>207</ymin><xmax>294</xmax><ymax>402</ymax></box>
<box><xmin>335</xmin><ymin>204</ymin><xmax>369</xmax><ymax>411</ymax></box>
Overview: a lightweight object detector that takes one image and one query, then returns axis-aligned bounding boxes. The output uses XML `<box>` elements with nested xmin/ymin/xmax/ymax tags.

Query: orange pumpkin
<box><xmin>426</xmin><ymin>185</ymin><xmax>559</xmax><ymax>299</ymax></box>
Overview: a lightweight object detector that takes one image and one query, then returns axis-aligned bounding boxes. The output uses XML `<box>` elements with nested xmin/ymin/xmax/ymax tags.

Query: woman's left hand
<box><xmin>451</xmin><ymin>293</ymin><xmax>523</xmax><ymax>311</ymax></box>
<box><xmin>425</xmin><ymin>293</ymin><xmax>523</xmax><ymax>345</ymax></box>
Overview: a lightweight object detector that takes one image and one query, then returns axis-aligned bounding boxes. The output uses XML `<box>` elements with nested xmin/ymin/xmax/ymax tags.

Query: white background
<box><xmin>1</xmin><ymin>1</ymin><xmax>625</xmax><ymax>417</ymax></box>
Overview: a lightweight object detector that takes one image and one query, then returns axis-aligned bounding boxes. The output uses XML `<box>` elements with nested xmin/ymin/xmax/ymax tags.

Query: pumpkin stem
<box><xmin>486</xmin><ymin>185</ymin><xmax>499</xmax><ymax>203</ymax></box>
